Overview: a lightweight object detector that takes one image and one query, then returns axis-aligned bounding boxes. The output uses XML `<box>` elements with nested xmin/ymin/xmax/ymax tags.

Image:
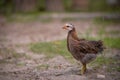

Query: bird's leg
<box><xmin>81</xmin><ymin>64</ymin><xmax>87</xmax><ymax>74</ymax></box>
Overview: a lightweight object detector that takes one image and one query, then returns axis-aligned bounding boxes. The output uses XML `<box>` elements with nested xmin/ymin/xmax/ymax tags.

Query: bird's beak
<box><xmin>62</xmin><ymin>26</ymin><xmax>67</xmax><ymax>30</ymax></box>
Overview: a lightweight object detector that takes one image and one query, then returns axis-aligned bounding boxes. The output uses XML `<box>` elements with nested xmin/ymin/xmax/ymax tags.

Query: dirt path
<box><xmin>0</xmin><ymin>19</ymin><xmax>94</xmax><ymax>44</ymax></box>
<box><xmin>0</xmin><ymin>17</ymin><xmax>120</xmax><ymax>80</ymax></box>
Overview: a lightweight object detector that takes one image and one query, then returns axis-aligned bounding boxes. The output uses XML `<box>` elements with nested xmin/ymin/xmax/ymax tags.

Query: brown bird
<box><xmin>63</xmin><ymin>23</ymin><xmax>105</xmax><ymax>74</ymax></box>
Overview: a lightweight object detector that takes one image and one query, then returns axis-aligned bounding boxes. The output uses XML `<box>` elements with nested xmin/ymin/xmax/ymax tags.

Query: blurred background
<box><xmin>0</xmin><ymin>0</ymin><xmax>120</xmax><ymax>13</ymax></box>
<box><xmin>0</xmin><ymin>0</ymin><xmax>120</xmax><ymax>80</ymax></box>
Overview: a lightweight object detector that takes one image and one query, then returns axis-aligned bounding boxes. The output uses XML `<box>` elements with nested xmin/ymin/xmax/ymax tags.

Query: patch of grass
<box><xmin>89</xmin><ymin>53</ymin><xmax>120</xmax><ymax>73</ymax></box>
<box><xmin>89</xmin><ymin>55</ymin><xmax>115</xmax><ymax>68</ymax></box>
<box><xmin>30</xmin><ymin>40</ymin><xmax>73</xmax><ymax>60</ymax></box>
<box><xmin>6</xmin><ymin>12</ymin><xmax>54</xmax><ymax>23</ymax></box>
<box><xmin>6</xmin><ymin>13</ymin><xmax>39</xmax><ymax>22</ymax></box>
<box><xmin>116</xmin><ymin>66</ymin><xmax>120</xmax><ymax>72</ymax></box>
<box><xmin>106</xmin><ymin>55</ymin><xmax>120</xmax><ymax>72</ymax></box>
<box><xmin>108</xmin><ymin>64</ymin><xmax>120</xmax><ymax>72</ymax></box>
<box><xmin>103</xmin><ymin>37</ymin><xmax>120</xmax><ymax>49</ymax></box>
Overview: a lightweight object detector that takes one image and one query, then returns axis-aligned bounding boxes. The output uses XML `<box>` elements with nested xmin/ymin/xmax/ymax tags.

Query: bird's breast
<box><xmin>67</xmin><ymin>36</ymin><xmax>79</xmax><ymax>55</ymax></box>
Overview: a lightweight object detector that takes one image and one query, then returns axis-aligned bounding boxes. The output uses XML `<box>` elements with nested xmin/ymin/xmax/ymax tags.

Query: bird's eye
<box><xmin>66</xmin><ymin>26</ymin><xmax>69</xmax><ymax>27</ymax></box>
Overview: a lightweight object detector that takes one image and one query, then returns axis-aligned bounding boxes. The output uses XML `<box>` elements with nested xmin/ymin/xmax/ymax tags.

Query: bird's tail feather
<box><xmin>97</xmin><ymin>40</ymin><xmax>106</xmax><ymax>53</ymax></box>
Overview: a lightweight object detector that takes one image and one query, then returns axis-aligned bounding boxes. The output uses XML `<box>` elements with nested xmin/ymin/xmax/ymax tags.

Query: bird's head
<box><xmin>62</xmin><ymin>23</ymin><xmax>74</xmax><ymax>31</ymax></box>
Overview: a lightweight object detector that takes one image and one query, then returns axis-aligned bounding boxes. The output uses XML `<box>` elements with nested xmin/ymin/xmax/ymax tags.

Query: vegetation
<box><xmin>0</xmin><ymin>0</ymin><xmax>13</xmax><ymax>14</ymax></box>
<box><xmin>37</xmin><ymin>0</ymin><xmax>46</xmax><ymax>11</ymax></box>
<box><xmin>103</xmin><ymin>37</ymin><xmax>120</xmax><ymax>49</ymax></box>
<box><xmin>62</xmin><ymin>0</ymin><xmax>73</xmax><ymax>11</ymax></box>
<box><xmin>89</xmin><ymin>55</ymin><xmax>114</xmax><ymax>68</ymax></box>
<box><xmin>30</xmin><ymin>40</ymin><xmax>73</xmax><ymax>60</ymax></box>
<box><xmin>0</xmin><ymin>0</ymin><xmax>120</xmax><ymax>15</ymax></box>
<box><xmin>89</xmin><ymin>0</ymin><xmax>120</xmax><ymax>12</ymax></box>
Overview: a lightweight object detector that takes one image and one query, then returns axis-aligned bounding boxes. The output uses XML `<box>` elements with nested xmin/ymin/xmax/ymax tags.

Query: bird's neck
<box><xmin>67</xmin><ymin>28</ymin><xmax>79</xmax><ymax>52</ymax></box>
<box><xmin>68</xmin><ymin>28</ymin><xmax>79</xmax><ymax>41</ymax></box>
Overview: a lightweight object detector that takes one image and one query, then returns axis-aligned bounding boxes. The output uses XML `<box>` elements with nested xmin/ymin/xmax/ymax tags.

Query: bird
<box><xmin>62</xmin><ymin>23</ymin><xmax>105</xmax><ymax>74</ymax></box>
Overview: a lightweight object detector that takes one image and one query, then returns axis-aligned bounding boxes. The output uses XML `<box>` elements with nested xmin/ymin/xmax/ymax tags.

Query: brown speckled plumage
<box><xmin>63</xmin><ymin>23</ymin><xmax>105</xmax><ymax>74</ymax></box>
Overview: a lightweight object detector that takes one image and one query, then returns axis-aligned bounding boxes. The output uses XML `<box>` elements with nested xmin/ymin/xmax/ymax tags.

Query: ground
<box><xmin>0</xmin><ymin>13</ymin><xmax>120</xmax><ymax>80</ymax></box>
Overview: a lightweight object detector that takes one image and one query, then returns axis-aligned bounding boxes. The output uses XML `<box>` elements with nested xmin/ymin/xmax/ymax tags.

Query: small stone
<box><xmin>97</xmin><ymin>74</ymin><xmax>105</xmax><ymax>78</ymax></box>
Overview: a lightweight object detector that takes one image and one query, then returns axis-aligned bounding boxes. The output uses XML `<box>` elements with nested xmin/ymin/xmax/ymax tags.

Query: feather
<box><xmin>66</xmin><ymin>26</ymin><xmax>105</xmax><ymax>64</ymax></box>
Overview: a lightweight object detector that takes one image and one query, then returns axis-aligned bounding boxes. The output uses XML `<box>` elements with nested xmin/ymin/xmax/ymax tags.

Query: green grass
<box><xmin>6</xmin><ymin>13</ymin><xmax>39</xmax><ymax>22</ymax></box>
<box><xmin>103</xmin><ymin>37</ymin><xmax>120</xmax><ymax>49</ymax></box>
<box><xmin>6</xmin><ymin>12</ymin><xmax>53</xmax><ymax>23</ymax></box>
<box><xmin>30</xmin><ymin>40</ymin><xmax>73</xmax><ymax>60</ymax></box>
<box><xmin>89</xmin><ymin>55</ymin><xmax>115</xmax><ymax>68</ymax></box>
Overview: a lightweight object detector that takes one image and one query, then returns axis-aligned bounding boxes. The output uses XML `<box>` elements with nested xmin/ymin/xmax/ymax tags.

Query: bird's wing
<box><xmin>88</xmin><ymin>40</ymin><xmax>103</xmax><ymax>47</ymax></box>
<box><xmin>88</xmin><ymin>40</ymin><xmax>104</xmax><ymax>53</ymax></box>
<box><xmin>77</xmin><ymin>41</ymin><xmax>98</xmax><ymax>54</ymax></box>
